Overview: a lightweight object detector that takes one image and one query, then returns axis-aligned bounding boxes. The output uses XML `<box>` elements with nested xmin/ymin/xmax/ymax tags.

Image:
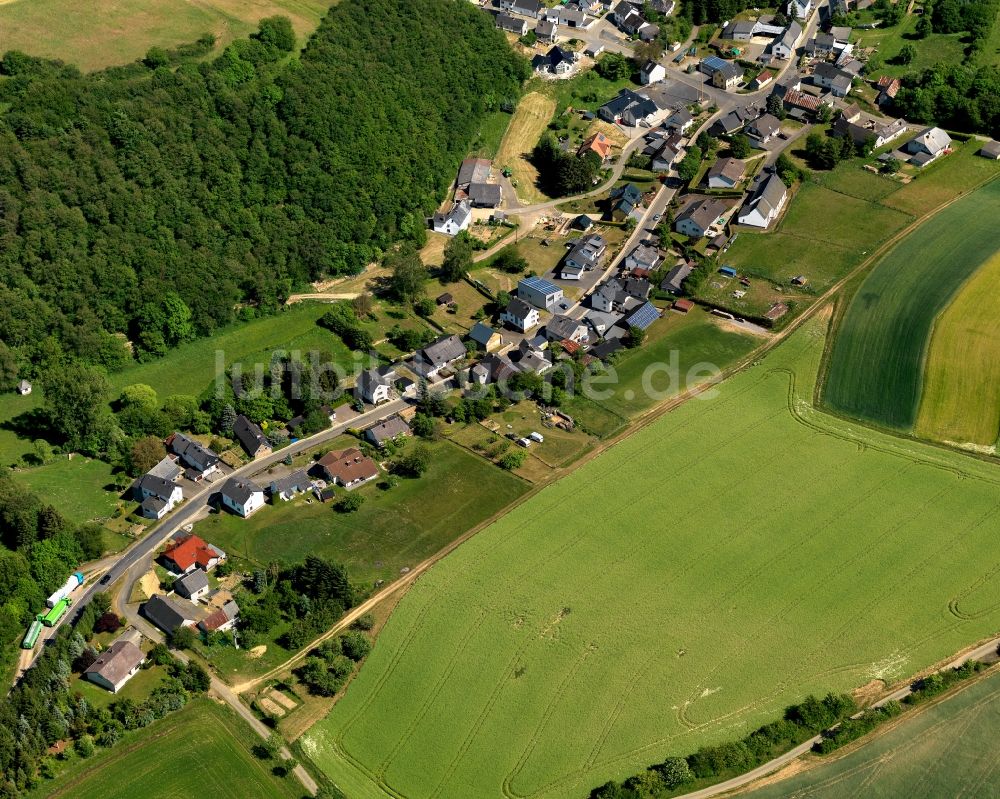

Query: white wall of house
<box><xmin>222</xmin><ymin>490</ymin><xmax>265</xmax><ymax>518</ymax></box>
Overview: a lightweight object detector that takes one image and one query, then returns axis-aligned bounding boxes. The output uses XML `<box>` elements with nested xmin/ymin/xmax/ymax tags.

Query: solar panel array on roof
<box><xmin>625</xmin><ymin>301</ymin><xmax>660</xmax><ymax>331</ymax></box>
<box><xmin>521</xmin><ymin>276</ymin><xmax>561</xmax><ymax>295</ymax></box>
<box><xmin>702</xmin><ymin>55</ymin><xmax>729</xmax><ymax>71</ymax></box>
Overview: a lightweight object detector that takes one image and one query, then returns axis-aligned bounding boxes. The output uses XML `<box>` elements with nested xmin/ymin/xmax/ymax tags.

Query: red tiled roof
<box><xmin>162</xmin><ymin>534</ymin><xmax>217</xmax><ymax>571</ymax></box>
<box><xmin>578</xmin><ymin>133</ymin><xmax>613</xmax><ymax>160</ymax></box>
<box><xmin>200</xmin><ymin>608</ymin><xmax>229</xmax><ymax>631</ymax></box>
<box><xmin>318</xmin><ymin>448</ymin><xmax>379</xmax><ymax>486</ymax></box>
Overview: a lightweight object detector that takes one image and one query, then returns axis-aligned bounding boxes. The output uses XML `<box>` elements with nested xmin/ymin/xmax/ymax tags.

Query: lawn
<box><xmin>586</xmin><ymin>309</ymin><xmax>758</xmax><ymax>419</ymax></box>
<box><xmin>495</xmin><ymin>91</ymin><xmax>557</xmax><ymax>205</ymax></box>
<box><xmin>723</xmin><ymin>183</ymin><xmax>913</xmax><ymax>292</ymax></box>
<box><xmin>823</xmin><ymin>178</ymin><xmax>1000</xmax><ymax>430</ymax></box>
<box><xmin>746</xmin><ymin>667</ymin><xmax>1000</xmax><ymax>798</ymax></box>
<box><xmin>853</xmin><ymin>16</ymin><xmax>967</xmax><ymax>79</ymax></box>
<box><xmin>0</xmin><ymin>391</ymin><xmax>41</xmax><ymax>466</ymax></box>
<box><xmin>17</xmin><ymin>456</ymin><xmax>122</xmax><ymax>525</ymax></box>
<box><xmin>915</xmin><ymin>250</ymin><xmax>1000</xmax><ymax>447</ymax></box>
<box><xmin>196</xmin><ymin>438</ymin><xmax>528</xmax><ymax>589</ymax></box>
<box><xmin>31</xmin><ymin>699</ymin><xmax>301</xmax><ymax>799</ymax></box>
<box><xmin>303</xmin><ymin>310</ymin><xmax>1000</xmax><ymax>799</ymax></box>
<box><xmin>817</xmin><ymin>164</ymin><xmax>900</xmax><ymax>202</ymax></box>
<box><xmin>468</xmin><ymin>110</ymin><xmax>516</xmax><ymax>160</ymax></box>
<box><xmin>0</xmin><ymin>0</ymin><xmax>329</xmax><ymax>72</ymax></box>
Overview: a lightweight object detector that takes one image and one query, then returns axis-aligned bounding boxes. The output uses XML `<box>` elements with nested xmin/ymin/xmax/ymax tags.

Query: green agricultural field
<box><xmin>17</xmin><ymin>457</ymin><xmax>121</xmax><ymax>525</ymax></box>
<box><xmin>746</xmin><ymin>667</ymin><xmax>1000</xmax><ymax>799</ymax></box>
<box><xmin>0</xmin><ymin>0</ymin><xmax>329</xmax><ymax>72</ymax></box>
<box><xmin>916</xmin><ymin>251</ymin><xmax>1000</xmax><ymax>447</ymax></box>
<box><xmin>302</xmin><ymin>312</ymin><xmax>1000</xmax><ymax>799</ymax></box>
<box><xmin>197</xmin><ymin>438</ymin><xmax>528</xmax><ymax>587</ymax></box>
<box><xmin>32</xmin><ymin>699</ymin><xmax>301</xmax><ymax>799</ymax></box>
<box><xmin>587</xmin><ymin>310</ymin><xmax>758</xmax><ymax>419</ymax></box>
<box><xmin>817</xmin><ymin>164</ymin><xmax>899</xmax><ymax>202</ymax></box>
<box><xmin>823</xmin><ymin>178</ymin><xmax>1000</xmax><ymax>429</ymax></box>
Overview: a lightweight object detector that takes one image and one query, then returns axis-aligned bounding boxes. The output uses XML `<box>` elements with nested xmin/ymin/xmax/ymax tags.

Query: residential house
<box><xmin>610</xmin><ymin>0</ymin><xmax>632</xmax><ymax>25</ymax></box>
<box><xmin>700</xmin><ymin>56</ymin><xmax>743</xmax><ymax>89</ymax></box>
<box><xmin>219</xmin><ymin>477</ymin><xmax>265</xmax><ymax>518</ymax></box>
<box><xmin>831</xmin><ymin>25</ymin><xmax>853</xmax><ymax>43</ymax></box>
<box><xmin>166</xmin><ymin>433</ymin><xmax>219</xmax><ymax>481</ymax></box>
<box><xmin>841</xmin><ymin>103</ymin><xmax>862</xmax><ymax>123</ymax></box>
<box><xmin>836</xmin><ymin>52</ymin><xmax>864</xmax><ymax>76</ymax></box>
<box><xmin>269</xmin><ymin>470</ymin><xmax>311</xmax><ymax>501</ymax></box>
<box><xmin>142</xmin><ymin>594</ymin><xmax>199</xmax><ymax>634</ymax></box>
<box><xmin>496</xmin><ymin>12</ymin><xmax>528</xmax><ymax>34</ymax></box>
<box><xmin>413</xmin><ymin>334</ymin><xmax>466</xmax><ymax>379</ymax></box>
<box><xmin>555</xmin><ymin>6</ymin><xmax>591</xmax><ymax>26</ymax></box>
<box><xmin>317</xmin><ymin>447</ymin><xmax>379</xmax><ymax>488</ymax></box>
<box><xmin>199</xmin><ymin>600</ymin><xmax>241</xmax><ymax>634</ymax></box>
<box><xmin>16</xmin><ymin>380</ymin><xmax>31</xmax><ymax>395</ymax></box>
<box><xmin>584</xmin><ymin>308</ymin><xmax>624</xmax><ymax>336</ymax></box>
<box><xmin>535</xmin><ymin>19</ymin><xmax>558</xmax><ymax>41</ymax></box>
<box><xmin>571</xmin><ymin>214</ymin><xmax>594</xmax><ymax>231</ymax></box>
<box><xmin>562</xmin><ymin>233</ymin><xmax>608</xmax><ymax>280</ymax></box>
<box><xmin>660</xmin><ymin>262</ymin><xmax>694</xmax><ymax>294</ymax></box>
<box><xmin>598</xmin><ymin>89</ymin><xmax>659</xmax><ymax>127</ymax></box>
<box><xmin>771</xmin><ymin>21</ymin><xmax>802</xmax><ymax>59</ymax></box>
<box><xmin>590</xmin><ymin>339</ymin><xmax>625</xmax><ymax>360</ymax></box>
<box><xmin>84</xmin><ymin>638</ymin><xmax>145</xmax><ymax>693</ymax></box>
<box><xmin>904</xmin><ymin>127</ymin><xmax>952</xmax><ymax>166</ymax></box>
<box><xmin>783</xmin><ymin>88</ymin><xmax>821</xmax><ymax>117</ymax></box>
<box><xmin>470</xmin><ymin>353</ymin><xmax>518</xmax><ymax>385</ymax></box>
<box><xmin>625</xmin><ymin>244</ymin><xmax>662</xmax><ymax>272</ymax></box>
<box><xmin>707</xmin><ymin>157</ymin><xmax>745</xmax><ymax>189</ymax></box>
<box><xmin>578</xmin><ymin>132</ymin><xmax>613</xmax><ymax>162</ymax></box>
<box><xmin>624</xmin><ymin>276</ymin><xmax>651</xmax><ymax>300</ymax></box>
<box><xmin>545</xmin><ymin>314</ymin><xmax>589</xmax><ymax>345</ymax></box>
<box><xmin>608</xmin><ymin>183</ymin><xmax>643</xmax><ymax>221</ymax></box>
<box><xmin>650</xmin><ymin>134</ymin><xmax>684</xmax><ymax>171</ymax></box>
<box><xmin>709</xmin><ymin>104</ymin><xmax>759</xmax><ymax>136</ymax></box>
<box><xmin>737</xmin><ymin>172</ymin><xmax>788</xmax><ymax>228</ymax></box>
<box><xmin>875</xmin><ymin>75</ymin><xmax>900</xmax><ymax>107</ymax></box>
<box><xmin>979</xmin><ymin>140</ymin><xmax>1000</xmax><ymax>160</ymax></box>
<box><xmin>663</xmin><ymin>108</ymin><xmax>695</xmax><ymax>134</ymax></box>
<box><xmin>132</xmin><ymin>474</ymin><xmax>183</xmax><ymax>520</ymax></box>
<box><xmin>591</xmin><ymin>280</ymin><xmax>626</xmax><ymax>313</ymax></box>
<box><xmin>161</xmin><ymin>534</ymin><xmax>226</xmax><ymax>575</ymax></box>
<box><xmin>533</xmin><ymin>46</ymin><xmax>574</xmax><ymax>74</ymax></box>
<box><xmin>468</xmin><ymin>183</ymin><xmax>502</xmax><ymax>208</ymax></box>
<box><xmin>619</xmin><ymin>9</ymin><xmax>645</xmax><ymax>35</ymax></box>
<box><xmin>787</xmin><ymin>0</ymin><xmax>812</xmax><ymax>18</ymax></box>
<box><xmin>233</xmin><ymin>415</ymin><xmax>272</xmax><ymax>460</ymax></box>
<box><xmin>747</xmin><ymin>113</ymin><xmax>781</xmax><ymax>143</ymax></box>
<box><xmin>364</xmin><ymin>416</ymin><xmax>412</xmax><ymax>448</ymax></box>
<box><xmin>508</xmin><ymin>340</ymin><xmax>552</xmax><ymax>374</ymax></box>
<box><xmin>640</xmin><ymin>60</ymin><xmax>666</xmax><ymax>85</ymax></box>
<box><xmin>832</xmin><ymin>113</ymin><xmax>907</xmax><ymax>148</ymax></box>
<box><xmin>174</xmin><ymin>569</ymin><xmax>210</xmax><ymax>601</ymax></box>
<box><xmin>356</xmin><ymin>365</ymin><xmax>396</xmax><ymax>405</ymax></box>
<box><xmin>813</xmin><ymin>62</ymin><xmax>852</xmax><ymax>97</ymax></box>
<box><xmin>750</xmin><ymin>70</ymin><xmax>774</xmax><ymax>91</ymax></box>
<box><xmin>518</xmin><ymin>276</ymin><xmax>564</xmax><ymax>311</ymax></box>
<box><xmin>431</xmin><ymin>201</ymin><xmax>472</xmax><ymax>236</ymax></box>
<box><xmin>499</xmin><ymin>0</ymin><xmax>542</xmax><ymax>16</ymax></box>
<box><xmin>806</xmin><ymin>32</ymin><xmax>836</xmax><ymax>57</ymax></box>
<box><xmin>675</xmin><ymin>198</ymin><xmax>730</xmax><ymax>238</ymax></box>
<box><xmin>501</xmin><ymin>297</ymin><xmax>541</xmax><ymax>332</ymax></box>
<box><xmin>148</xmin><ymin>456</ymin><xmax>182</xmax><ymax>482</ymax></box>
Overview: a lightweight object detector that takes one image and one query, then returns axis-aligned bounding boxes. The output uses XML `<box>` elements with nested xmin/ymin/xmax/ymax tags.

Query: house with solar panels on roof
<box><xmin>517</xmin><ymin>276</ymin><xmax>564</xmax><ymax>311</ymax></box>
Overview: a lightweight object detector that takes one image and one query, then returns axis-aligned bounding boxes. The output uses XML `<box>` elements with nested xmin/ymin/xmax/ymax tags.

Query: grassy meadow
<box><xmin>196</xmin><ymin>438</ymin><xmax>528</xmax><ymax>588</ymax></box>
<box><xmin>823</xmin><ymin>178</ymin><xmax>1000</xmax><ymax>429</ymax></box>
<box><xmin>746</xmin><ymin>666</ymin><xmax>1000</xmax><ymax>798</ymax></box>
<box><xmin>17</xmin><ymin>457</ymin><xmax>121</xmax><ymax>525</ymax></box>
<box><xmin>0</xmin><ymin>0</ymin><xmax>330</xmax><ymax>72</ymax></box>
<box><xmin>495</xmin><ymin>91</ymin><xmax>557</xmax><ymax>205</ymax></box>
<box><xmin>302</xmin><ymin>311</ymin><xmax>1000</xmax><ymax>799</ymax></box>
<box><xmin>31</xmin><ymin>699</ymin><xmax>301</xmax><ymax>799</ymax></box>
<box><xmin>915</xmin><ymin>251</ymin><xmax>1000</xmax><ymax>447</ymax></box>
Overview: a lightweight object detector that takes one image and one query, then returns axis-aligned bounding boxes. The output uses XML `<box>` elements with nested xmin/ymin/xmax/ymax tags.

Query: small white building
<box><xmin>16</xmin><ymin>379</ymin><xmax>31</xmax><ymax>396</ymax></box>
<box><xmin>500</xmin><ymin>298</ymin><xmax>541</xmax><ymax>332</ymax></box>
<box><xmin>639</xmin><ymin>60</ymin><xmax>666</xmax><ymax>85</ymax></box>
<box><xmin>219</xmin><ymin>477</ymin><xmax>265</xmax><ymax>518</ymax></box>
<box><xmin>83</xmin><ymin>638</ymin><xmax>145</xmax><ymax>693</ymax></box>
<box><xmin>787</xmin><ymin>0</ymin><xmax>812</xmax><ymax>18</ymax></box>
<box><xmin>431</xmin><ymin>201</ymin><xmax>471</xmax><ymax>236</ymax></box>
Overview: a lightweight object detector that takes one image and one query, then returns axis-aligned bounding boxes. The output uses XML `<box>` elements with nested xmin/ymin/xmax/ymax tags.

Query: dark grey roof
<box><xmin>751</xmin><ymin>113</ymin><xmax>781</xmax><ymax>137</ymax></box>
<box><xmin>505</xmin><ymin>297</ymin><xmax>535</xmax><ymax>321</ymax></box>
<box><xmin>270</xmin><ymin>469</ymin><xmax>310</xmax><ymax>495</ymax></box>
<box><xmin>468</xmin><ymin>182</ymin><xmax>502</xmax><ymax>206</ymax></box>
<box><xmin>175</xmin><ymin>569</ymin><xmax>209</xmax><ymax>597</ymax></box>
<box><xmin>142</xmin><ymin>594</ymin><xmax>198</xmax><ymax>633</ymax></box>
<box><xmin>497</xmin><ymin>11</ymin><xmax>526</xmax><ymax>31</ymax></box>
<box><xmin>661</xmin><ymin>263</ymin><xmax>694</xmax><ymax>293</ymax></box>
<box><xmin>547</xmin><ymin>314</ymin><xmax>585</xmax><ymax>340</ymax></box>
<box><xmin>134</xmin><ymin>473</ymin><xmax>178</xmax><ymax>502</ymax></box>
<box><xmin>708</xmin><ymin>157</ymin><xmax>745</xmax><ymax>183</ymax></box>
<box><xmin>469</xmin><ymin>322</ymin><xmax>498</xmax><ymax>346</ymax></box>
<box><xmin>140</xmin><ymin>496</ymin><xmax>167</xmax><ymax>516</ymax></box>
<box><xmin>418</xmin><ymin>334</ymin><xmax>466</xmax><ymax>368</ymax></box>
<box><xmin>358</xmin><ymin>365</ymin><xmax>395</xmax><ymax>395</ymax></box>
<box><xmin>169</xmin><ymin>433</ymin><xmax>219</xmax><ymax>471</ymax></box>
<box><xmin>233</xmin><ymin>414</ymin><xmax>269</xmax><ymax>456</ymax></box>
<box><xmin>980</xmin><ymin>140</ymin><xmax>1000</xmax><ymax>158</ymax></box>
<box><xmin>221</xmin><ymin>477</ymin><xmax>263</xmax><ymax>505</ymax></box>
<box><xmin>366</xmin><ymin>415</ymin><xmax>412</xmax><ymax>444</ymax></box>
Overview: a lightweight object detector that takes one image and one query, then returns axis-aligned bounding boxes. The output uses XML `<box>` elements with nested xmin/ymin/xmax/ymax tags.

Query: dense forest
<box><xmin>893</xmin><ymin>65</ymin><xmax>1000</xmax><ymax>134</ymax></box>
<box><xmin>0</xmin><ymin>0</ymin><xmax>527</xmax><ymax>375</ymax></box>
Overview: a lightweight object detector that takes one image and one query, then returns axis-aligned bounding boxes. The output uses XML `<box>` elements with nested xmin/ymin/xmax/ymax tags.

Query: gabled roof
<box><xmin>578</xmin><ymin>132</ymin><xmax>613</xmax><ymax>160</ymax></box>
<box><xmin>84</xmin><ymin>638</ymin><xmax>145</xmax><ymax>685</ymax></box>
<box><xmin>469</xmin><ymin>322</ymin><xmax>498</xmax><ymax>346</ymax></box>
<box><xmin>134</xmin><ymin>473</ymin><xmax>179</xmax><ymax>502</ymax></box>
<box><xmin>547</xmin><ymin>314</ymin><xmax>586</xmax><ymax>340</ymax></box>
<box><xmin>175</xmin><ymin>568</ymin><xmax>209</xmax><ymax>596</ymax></box>
<box><xmin>167</xmin><ymin>433</ymin><xmax>219</xmax><ymax>471</ymax></box>
<box><xmin>468</xmin><ymin>183</ymin><xmax>502</xmax><ymax>205</ymax></box>
<box><xmin>221</xmin><ymin>477</ymin><xmax>263</xmax><ymax>506</ymax></box>
<box><xmin>358</xmin><ymin>365</ymin><xmax>395</xmax><ymax>396</ymax></box>
<box><xmin>677</xmin><ymin>198</ymin><xmax>730</xmax><ymax>232</ymax></box>
<box><xmin>418</xmin><ymin>334</ymin><xmax>466</xmax><ymax>368</ymax></box>
<box><xmin>750</xmin><ymin>113</ymin><xmax>781</xmax><ymax>137</ymax></box>
<box><xmin>432</xmin><ymin>201</ymin><xmax>471</xmax><ymax>229</ymax></box>
<box><xmin>535</xmin><ymin>19</ymin><xmax>557</xmax><ymax>36</ymax></box>
<box><xmin>365</xmin><ymin>415</ymin><xmax>412</xmax><ymax>444</ymax></box>
<box><xmin>661</xmin><ymin>262</ymin><xmax>694</xmax><ymax>293</ymax></box>
<box><xmin>741</xmin><ymin>173</ymin><xmax>787</xmax><ymax>220</ymax></box>
<box><xmin>233</xmin><ymin>415</ymin><xmax>269</xmax><ymax>456</ymax></box>
<box><xmin>148</xmin><ymin>456</ymin><xmax>182</xmax><ymax>482</ymax></box>
<box><xmin>270</xmin><ymin>469</ymin><xmax>310</xmax><ymax>495</ymax></box>
<box><xmin>142</xmin><ymin>594</ymin><xmax>199</xmax><ymax>633</ymax></box>
<box><xmin>777</xmin><ymin>20</ymin><xmax>802</xmax><ymax>49</ymax></box>
<box><xmin>496</xmin><ymin>12</ymin><xmax>526</xmax><ymax>32</ymax></box>
<box><xmin>907</xmin><ymin>126</ymin><xmax>952</xmax><ymax>156</ymax></box>
<box><xmin>504</xmin><ymin>297</ymin><xmax>537</xmax><ymax>321</ymax></box>
<box><xmin>624</xmin><ymin>301</ymin><xmax>660</xmax><ymax>331</ymax></box>
<box><xmin>200</xmin><ymin>600</ymin><xmax>240</xmax><ymax>632</ymax></box>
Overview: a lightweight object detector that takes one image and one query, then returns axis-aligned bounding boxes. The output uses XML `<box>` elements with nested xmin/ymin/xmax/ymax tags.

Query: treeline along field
<box><xmin>822</xmin><ymin>178</ymin><xmax>1000</xmax><ymax>430</ymax></box>
<box><xmin>303</xmin><ymin>312</ymin><xmax>1000</xmax><ymax>799</ymax></box>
